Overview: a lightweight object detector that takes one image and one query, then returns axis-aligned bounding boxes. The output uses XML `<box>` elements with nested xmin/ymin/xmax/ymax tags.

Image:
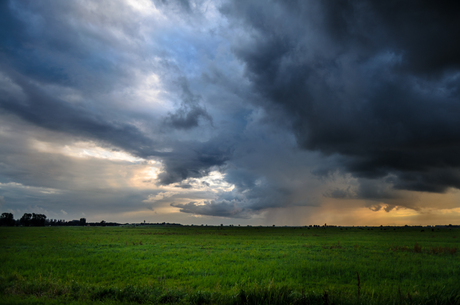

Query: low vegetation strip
<box><xmin>1</xmin><ymin>226</ymin><xmax>459</xmax><ymax>304</ymax></box>
<box><xmin>2</xmin><ymin>278</ymin><xmax>460</xmax><ymax>305</ymax></box>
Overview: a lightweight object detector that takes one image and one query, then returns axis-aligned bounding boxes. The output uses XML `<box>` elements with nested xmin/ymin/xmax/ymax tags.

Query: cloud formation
<box><xmin>222</xmin><ymin>0</ymin><xmax>460</xmax><ymax>193</ymax></box>
<box><xmin>1</xmin><ymin>0</ymin><xmax>460</xmax><ymax>224</ymax></box>
<box><xmin>164</xmin><ymin>78</ymin><xmax>213</xmax><ymax>130</ymax></box>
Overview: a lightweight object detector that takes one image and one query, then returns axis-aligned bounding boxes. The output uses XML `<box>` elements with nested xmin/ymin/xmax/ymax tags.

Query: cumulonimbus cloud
<box><xmin>222</xmin><ymin>0</ymin><xmax>460</xmax><ymax>193</ymax></box>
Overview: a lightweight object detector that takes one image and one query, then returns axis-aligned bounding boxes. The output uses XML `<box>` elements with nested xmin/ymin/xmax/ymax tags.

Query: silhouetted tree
<box><xmin>31</xmin><ymin>213</ymin><xmax>47</xmax><ymax>226</ymax></box>
<box><xmin>80</xmin><ymin>218</ymin><xmax>86</xmax><ymax>226</ymax></box>
<box><xmin>20</xmin><ymin>213</ymin><xmax>32</xmax><ymax>226</ymax></box>
<box><xmin>0</xmin><ymin>213</ymin><xmax>15</xmax><ymax>226</ymax></box>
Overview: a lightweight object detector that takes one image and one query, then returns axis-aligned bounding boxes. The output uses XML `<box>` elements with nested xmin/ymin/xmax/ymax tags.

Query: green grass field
<box><xmin>1</xmin><ymin>226</ymin><xmax>459</xmax><ymax>304</ymax></box>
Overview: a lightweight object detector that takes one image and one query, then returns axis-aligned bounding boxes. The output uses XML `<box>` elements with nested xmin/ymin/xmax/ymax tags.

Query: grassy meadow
<box><xmin>1</xmin><ymin>225</ymin><xmax>459</xmax><ymax>304</ymax></box>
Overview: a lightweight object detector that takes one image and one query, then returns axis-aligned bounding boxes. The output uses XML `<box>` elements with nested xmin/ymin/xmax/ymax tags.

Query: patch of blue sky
<box><xmin>157</xmin><ymin>28</ymin><xmax>224</xmax><ymax>75</ymax></box>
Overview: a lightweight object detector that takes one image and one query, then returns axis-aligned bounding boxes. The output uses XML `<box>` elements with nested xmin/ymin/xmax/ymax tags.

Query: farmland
<box><xmin>1</xmin><ymin>226</ymin><xmax>459</xmax><ymax>304</ymax></box>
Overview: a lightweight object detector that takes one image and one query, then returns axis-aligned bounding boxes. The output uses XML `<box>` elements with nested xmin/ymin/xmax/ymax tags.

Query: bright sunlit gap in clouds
<box><xmin>31</xmin><ymin>140</ymin><xmax>145</xmax><ymax>163</ymax></box>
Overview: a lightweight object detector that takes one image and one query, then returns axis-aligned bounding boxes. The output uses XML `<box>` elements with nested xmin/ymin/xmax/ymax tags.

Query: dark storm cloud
<box><xmin>157</xmin><ymin>139</ymin><xmax>232</xmax><ymax>185</ymax></box>
<box><xmin>165</xmin><ymin>105</ymin><xmax>212</xmax><ymax>129</ymax></box>
<box><xmin>223</xmin><ymin>0</ymin><xmax>460</xmax><ymax>193</ymax></box>
<box><xmin>0</xmin><ymin>73</ymin><xmax>156</xmax><ymax>158</ymax></box>
<box><xmin>164</xmin><ymin>78</ymin><xmax>213</xmax><ymax>129</ymax></box>
<box><xmin>337</xmin><ymin>1</ymin><xmax>460</xmax><ymax>75</ymax></box>
<box><xmin>0</xmin><ymin>1</ymin><xmax>26</xmax><ymax>52</ymax></box>
<box><xmin>0</xmin><ymin>1</ymin><xmax>134</xmax><ymax>91</ymax></box>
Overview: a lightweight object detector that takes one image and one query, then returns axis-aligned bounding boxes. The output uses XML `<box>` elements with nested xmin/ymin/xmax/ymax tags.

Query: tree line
<box><xmin>0</xmin><ymin>212</ymin><xmax>89</xmax><ymax>226</ymax></box>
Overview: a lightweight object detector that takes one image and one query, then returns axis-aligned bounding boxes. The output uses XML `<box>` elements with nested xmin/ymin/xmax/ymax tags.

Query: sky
<box><xmin>1</xmin><ymin>0</ymin><xmax>460</xmax><ymax>226</ymax></box>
